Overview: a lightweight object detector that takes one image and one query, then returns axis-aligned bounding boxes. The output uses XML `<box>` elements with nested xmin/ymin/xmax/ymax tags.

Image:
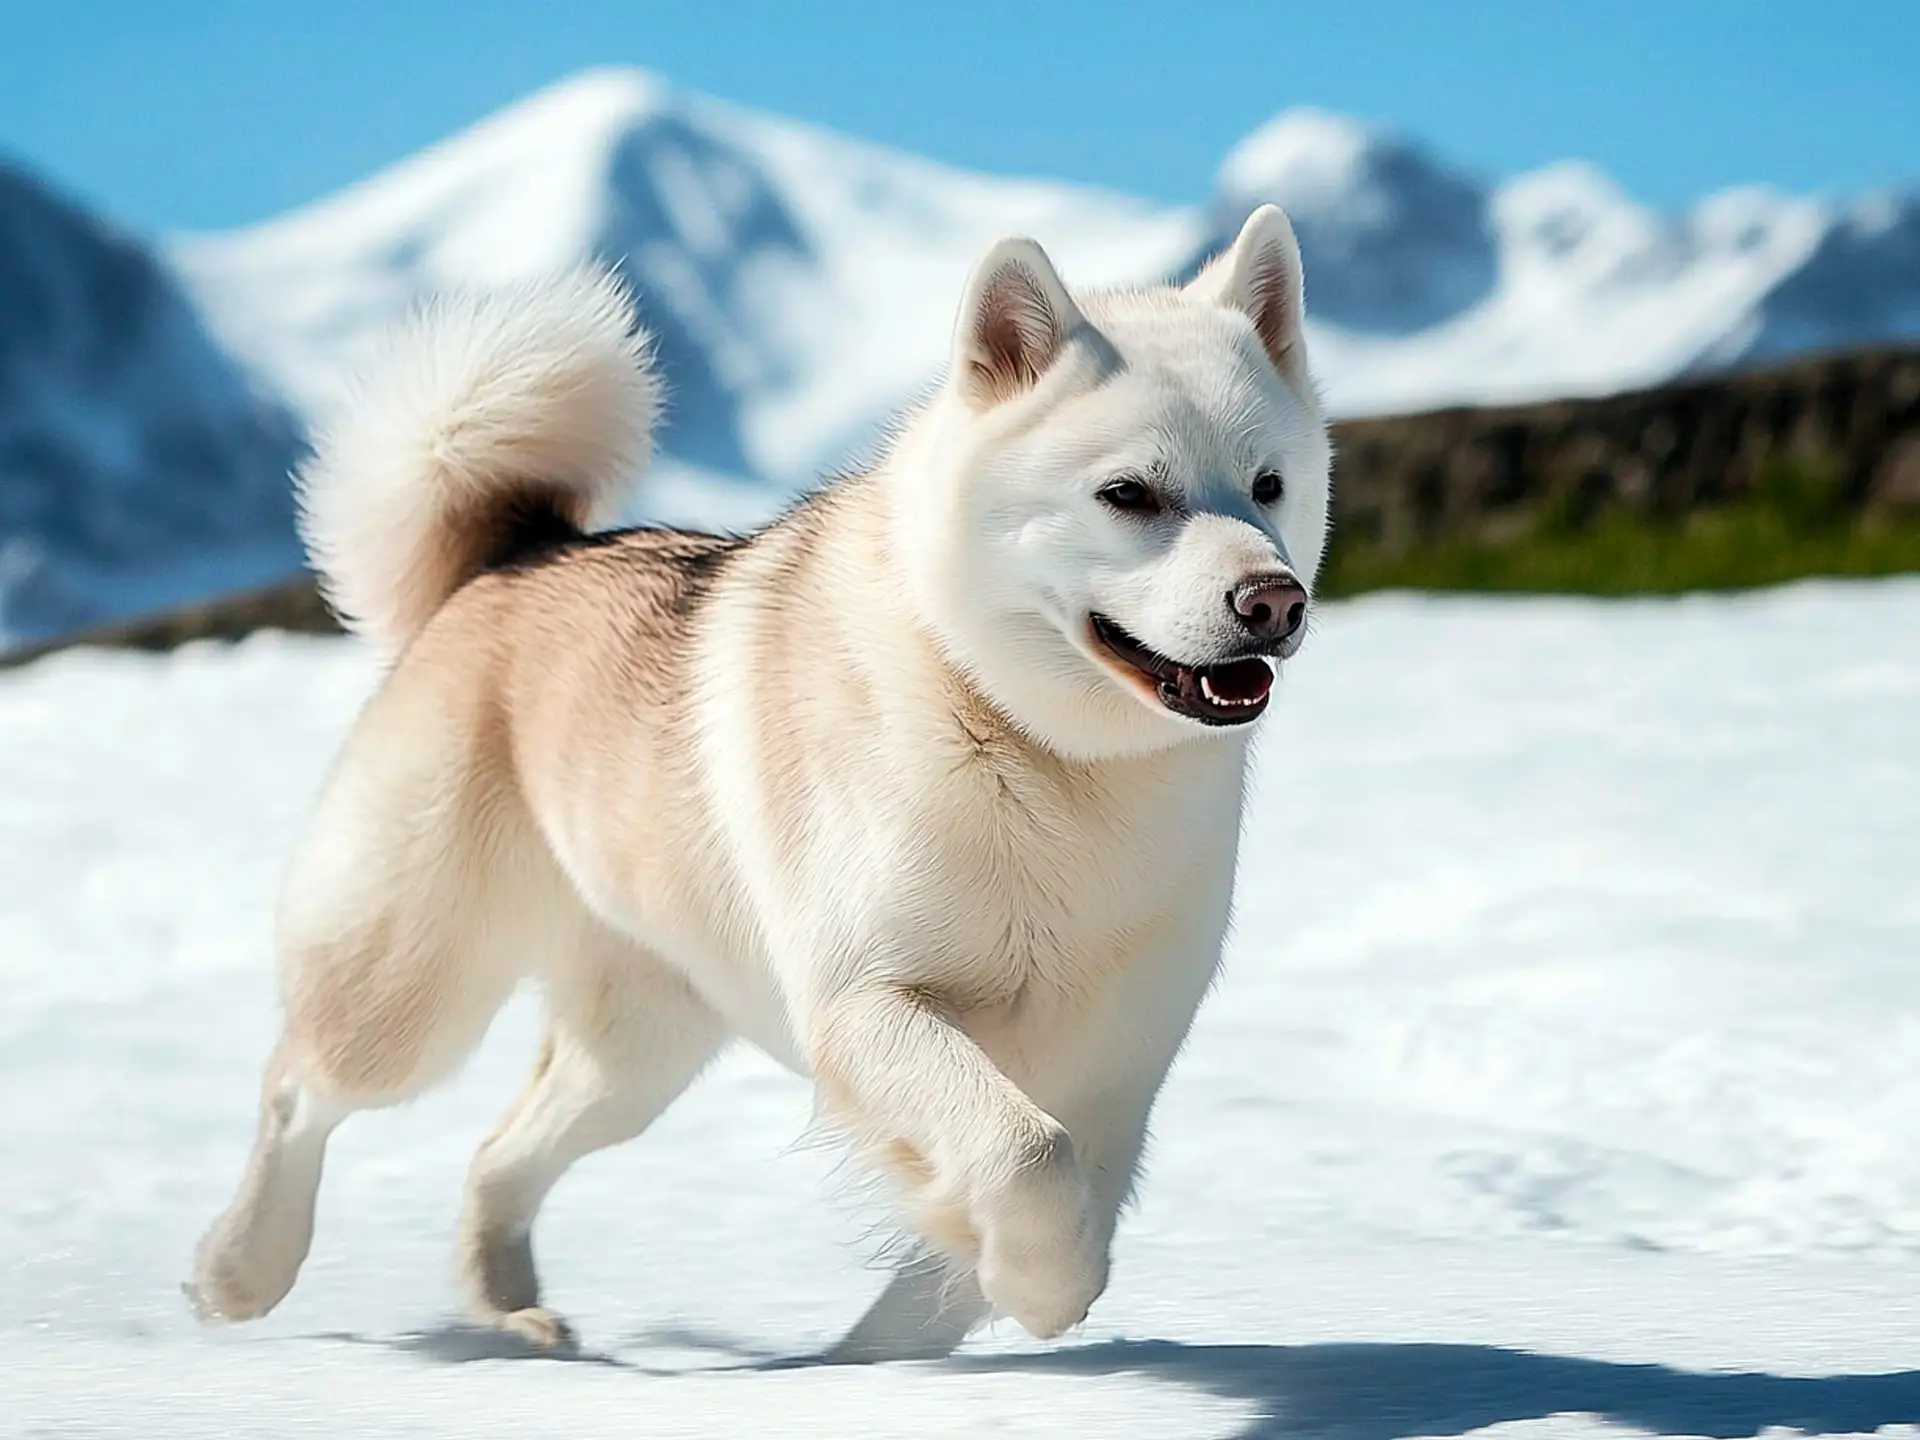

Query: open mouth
<box><xmin>1088</xmin><ymin>613</ymin><xmax>1275</xmax><ymax>726</ymax></box>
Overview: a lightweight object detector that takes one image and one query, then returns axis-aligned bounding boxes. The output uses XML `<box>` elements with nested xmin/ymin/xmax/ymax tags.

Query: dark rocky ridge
<box><xmin>5</xmin><ymin>343</ymin><xmax>1918</xmax><ymax>669</ymax></box>
<box><xmin>1334</xmin><ymin>343</ymin><xmax>1920</xmax><ymax>557</ymax></box>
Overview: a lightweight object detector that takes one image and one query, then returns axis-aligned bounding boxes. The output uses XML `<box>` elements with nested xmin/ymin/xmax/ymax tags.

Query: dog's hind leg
<box><xmin>188</xmin><ymin>890</ymin><xmax>541</xmax><ymax>1324</ymax></box>
<box><xmin>189</xmin><ymin>710</ymin><xmax>563</xmax><ymax>1326</ymax></box>
<box><xmin>183</xmin><ymin>1037</ymin><xmax>349</xmax><ymax>1325</ymax></box>
<box><xmin>827</xmin><ymin>1253</ymin><xmax>990</xmax><ymax>1363</ymax></box>
<box><xmin>457</xmin><ymin>930</ymin><xmax>727</xmax><ymax>1348</ymax></box>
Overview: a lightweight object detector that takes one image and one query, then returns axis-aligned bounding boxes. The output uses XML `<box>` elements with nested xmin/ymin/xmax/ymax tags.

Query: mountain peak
<box><xmin>1215</xmin><ymin>108</ymin><xmax>1392</xmax><ymax>213</ymax></box>
<box><xmin>1209</xmin><ymin>107</ymin><xmax>1496</xmax><ymax>333</ymax></box>
<box><xmin>469</xmin><ymin>65</ymin><xmax>675</xmax><ymax>148</ymax></box>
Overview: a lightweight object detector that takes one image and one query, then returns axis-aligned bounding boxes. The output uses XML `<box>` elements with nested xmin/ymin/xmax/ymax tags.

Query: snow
<box><xmin>5</xmin><ymin>581</ymin><xmax>1919</xmax><ymax>1437</ymax></box>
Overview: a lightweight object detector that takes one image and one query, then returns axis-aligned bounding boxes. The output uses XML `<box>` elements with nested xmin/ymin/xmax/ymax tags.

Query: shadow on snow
<box><xmin>311</xmin><ymin>1324</ymin><xmax>1920</xmax><ymax>1438</ymax></box>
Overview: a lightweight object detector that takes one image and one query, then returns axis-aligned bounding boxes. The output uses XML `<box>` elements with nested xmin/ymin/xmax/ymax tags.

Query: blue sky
<box><xmin>4</xmin><ymin>0</ymin><xmax>1916</xmax><ymax>234</ymax></box>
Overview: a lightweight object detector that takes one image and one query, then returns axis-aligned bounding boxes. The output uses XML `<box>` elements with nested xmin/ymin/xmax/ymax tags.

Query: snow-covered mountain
<box><xmin>1210</xmin><ymin>109</ymin><xmax>1918</xmax><ymax>410</ymax></box>
<box><xmin>173</xmin><ymin>72</ymin><xmax>1920</xmax><ymax>479</ymax></box>
<box><xmin>168</xmin><ymin>69</ymin><xmax>1199</xmax><ymax>490</ymax></box>
<box><xmin>0</xmin><ymin>161</ymin><xmax>303</xmax><ymax>642</ymax></box>
<box><xmin>4</xmin><ymin>66</ymin><xmax>1919</xmax><ymax>642</ymax></box>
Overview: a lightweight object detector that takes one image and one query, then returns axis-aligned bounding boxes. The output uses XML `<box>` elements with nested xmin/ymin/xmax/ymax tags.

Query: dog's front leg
<box><xmin>812</xmin><ymin>984</ymin><xmax>1106</xmax><ymax>1341</ymax></box>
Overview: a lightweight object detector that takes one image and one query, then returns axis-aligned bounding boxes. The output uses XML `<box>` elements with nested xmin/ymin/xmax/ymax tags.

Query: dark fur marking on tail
<box><xmin>480</xmin><ymin>489</ymin><xmax>593</xmax><ymax>572</ymax></box>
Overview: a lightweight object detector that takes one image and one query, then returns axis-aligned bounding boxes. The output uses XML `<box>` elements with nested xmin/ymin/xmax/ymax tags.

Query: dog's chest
<box><xmin>890</xmin><ymin>734</ymin><xmax>1245</xmax><ymax>1005</ymax></box>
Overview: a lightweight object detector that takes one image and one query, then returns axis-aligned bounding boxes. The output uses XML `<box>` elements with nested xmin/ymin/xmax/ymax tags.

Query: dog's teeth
<box><xmin>1199</xmin><ymin>673</ymin><xmax>1255</xmax><ymax>707</ymax></box>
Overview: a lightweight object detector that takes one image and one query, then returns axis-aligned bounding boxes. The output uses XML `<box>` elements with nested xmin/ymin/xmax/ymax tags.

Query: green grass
<box><xmin>1320</xmin><ymin>461</ymin><xmax>1920</xmax><ymax>597</ymax></box>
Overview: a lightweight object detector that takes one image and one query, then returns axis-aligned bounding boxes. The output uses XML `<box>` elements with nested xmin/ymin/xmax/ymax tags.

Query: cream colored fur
<box><xmin>189</xmin><ymin>206</ymin><xmax>1332</xmax><ymax>1362</ymax></box>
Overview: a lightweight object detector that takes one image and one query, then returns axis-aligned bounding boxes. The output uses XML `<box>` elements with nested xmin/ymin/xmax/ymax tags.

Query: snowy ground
<box><xmin>4</xmin><ymin>582</ymin><xmax>1918</xmax><ymax>1438</ymax></box>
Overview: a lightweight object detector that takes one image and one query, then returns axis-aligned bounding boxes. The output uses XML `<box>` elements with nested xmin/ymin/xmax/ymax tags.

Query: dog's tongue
<box><xmin>1195</xmin><ymin>657</ymin><xmax>1273</xmax><ymax>704</ymax></box>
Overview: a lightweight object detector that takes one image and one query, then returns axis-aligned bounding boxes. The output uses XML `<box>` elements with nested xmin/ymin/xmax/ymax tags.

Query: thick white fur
<box><xmin>191</xmin><ymin>206</ymin><xmax>1333</xmax><ymax>1361</ymax></box>
<box><xmin>296</xmin><ymin>265</ymin><xmax>659</xmax><ymax>653</ymax></box>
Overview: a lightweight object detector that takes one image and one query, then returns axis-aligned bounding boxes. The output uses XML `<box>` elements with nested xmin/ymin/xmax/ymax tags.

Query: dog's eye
<box><xmin>1251</xmin><ymin>470</ymin><xmax>1285</xmax><ymax>505</ymax></box>
<box><xmin>1098</xmin><ymin>477</ymin><xmax>1161</xmax><ymax>515</ymax></box>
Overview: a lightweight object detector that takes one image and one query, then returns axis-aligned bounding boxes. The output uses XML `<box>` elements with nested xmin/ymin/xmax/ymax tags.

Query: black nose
<box><xmin>1230</xmin><ymin>574</ymin><xmax>1308</xmax><ymax>642</ymax></box>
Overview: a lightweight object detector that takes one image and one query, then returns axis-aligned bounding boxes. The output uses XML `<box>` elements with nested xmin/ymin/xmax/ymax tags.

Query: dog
<box><xmin>188</xmin><ymin>203</ymin><xmax>1332</xmax><ymax>1361</ymax></box>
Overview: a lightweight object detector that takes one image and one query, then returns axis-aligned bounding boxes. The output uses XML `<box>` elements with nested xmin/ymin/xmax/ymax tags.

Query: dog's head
<box><xmin>896</xmin><ymin>206</ymin><xmax>1332</xmax><ymax>760</ymax></box>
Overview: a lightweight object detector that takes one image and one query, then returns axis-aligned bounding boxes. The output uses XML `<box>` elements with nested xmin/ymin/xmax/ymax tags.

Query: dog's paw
<box><xmin>974</xmin><ymin>1133</ymin><xmax>1109</xmax><ymax>1340</ymax></box>
<box><xmin>182</xmin><ymin>1279</ymin><xmax>242</xmax><ymax>1326</ymax></box>
<box><xmin>977</xmin><ymin>1246</ymin><xmax>1106</xmax><ymax>1340</ymax></box>
<box><xmin>484</xmin><ymin>1305</ymin><xmax>578</xmax><ymax>1352</ymax></box>
<box><xmin>185</xmin><ymin>1236</ymin><xmax>300</xmax><ymax>1325</ymax></box>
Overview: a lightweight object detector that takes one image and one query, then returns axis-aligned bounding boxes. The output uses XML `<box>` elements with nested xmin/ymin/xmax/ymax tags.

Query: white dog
<box><xmin>188</xmin><ymin>204</ymin><xmax>1332</xmax><ymax>1361</ymax></box>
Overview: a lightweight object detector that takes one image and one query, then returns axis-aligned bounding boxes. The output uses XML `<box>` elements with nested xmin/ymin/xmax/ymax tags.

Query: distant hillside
<box><xmin>1323</xmin><ymin>343</ymin><xmax>1920</xmax><ymax>594</ymax></box>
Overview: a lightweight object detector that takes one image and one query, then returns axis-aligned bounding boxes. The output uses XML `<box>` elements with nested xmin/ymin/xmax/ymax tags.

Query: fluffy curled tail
<box><xmin>296</xmin><ymin>265</ymin><xmax>658</xmax><ymax>654</ymax></box>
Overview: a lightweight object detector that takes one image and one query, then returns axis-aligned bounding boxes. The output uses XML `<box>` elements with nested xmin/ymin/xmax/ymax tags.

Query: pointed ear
<box><xmin>1186</xmin><ymin>204</ymin><xmax>1308</xmax><ymax>391</ymax></box>
<box><xmin>952</xmin><ymin>237</ymin><xmax>1086</xmax><ymax>408</ymax></box>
